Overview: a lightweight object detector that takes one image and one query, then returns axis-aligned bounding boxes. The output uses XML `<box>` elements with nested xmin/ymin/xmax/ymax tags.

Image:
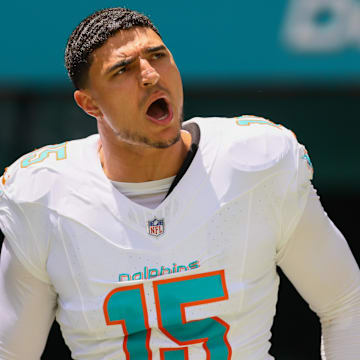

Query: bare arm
<box><xmin>0</xmin><ymin>238</ymin><xmax>57</xmax><ymax>360</ymax></box>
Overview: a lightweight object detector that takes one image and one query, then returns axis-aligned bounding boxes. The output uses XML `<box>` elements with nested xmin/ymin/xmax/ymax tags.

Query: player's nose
<box><xmin>139</xmin><ymin>58</ymin><xmax>160</xmax><ymax>87</ymax></box>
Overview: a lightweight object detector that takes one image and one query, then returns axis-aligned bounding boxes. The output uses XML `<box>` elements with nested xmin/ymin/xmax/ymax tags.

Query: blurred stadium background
<box><xmin>1</xmin><ymin>1</ymin><xmax>359</xmax><ymax>359</ymax></box>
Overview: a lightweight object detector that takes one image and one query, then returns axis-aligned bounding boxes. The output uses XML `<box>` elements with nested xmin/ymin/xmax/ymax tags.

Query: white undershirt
<box><xmin>0</xmin><ymin>188</ymin><xmax>360</xmax><ymax>359</ymax></box>
<box><xmin>111</xmin><ymin>176</ymin><xmax>175</xmax><ymax>209</ymax></box>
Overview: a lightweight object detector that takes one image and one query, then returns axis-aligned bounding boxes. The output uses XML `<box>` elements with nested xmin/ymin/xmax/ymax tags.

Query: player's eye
<box><xmin>151</xmin><ymin>52</ymin><xmax>165</xmax><ymax>60</ymax></box>
<box><xmin>115</xmin><ymin>67</ymin><xmax>127</xmax><ymax>75</ymax></box>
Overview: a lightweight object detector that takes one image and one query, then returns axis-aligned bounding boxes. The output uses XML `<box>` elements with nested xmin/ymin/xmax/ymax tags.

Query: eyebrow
<box><xmin>105</xmin><ymin>45</ymin><xmax>167</xmax><ymax>75</ymax></box>
<box><xmin>106</xmin><ymin>58</ymin><xmax>135</xmax><ymax>75</ymax></box>
<box><xmin>144</xmin><ymin>45</ymin><xmax>166</xmax><ymax>54</ymax></box>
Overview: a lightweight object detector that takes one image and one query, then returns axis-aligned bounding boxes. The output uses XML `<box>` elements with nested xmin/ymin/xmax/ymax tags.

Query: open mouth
<box><xmin>146</xmin><ymin>98</ymin><xmax>171</xmax><ymax>123</ymax></box>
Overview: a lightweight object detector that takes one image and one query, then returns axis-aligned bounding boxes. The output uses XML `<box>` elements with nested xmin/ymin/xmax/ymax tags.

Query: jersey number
<box><xmin>235</xmin><ymin>116</ymin><xmax>282</xmax><ymax>129</ymax></box>
<box><xmin>103</xmin><ymin>270</ymin><xmax>231</xmax><ymax>359</ymax></box>
<box><xmin>21</xmin><ymin>143</ymin><xmax>67</xmax><ymax>168</ymax></box>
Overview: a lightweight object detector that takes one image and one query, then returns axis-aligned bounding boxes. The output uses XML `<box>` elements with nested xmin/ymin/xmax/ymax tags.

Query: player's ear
<box><xmin>74</xmin><ymin>90</ymin><xmax>102</xmax><ymax>119</ymax></box>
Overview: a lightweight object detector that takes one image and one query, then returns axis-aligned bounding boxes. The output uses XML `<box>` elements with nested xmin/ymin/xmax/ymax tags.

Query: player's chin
<box><xmin>151</xmin><ymin>118</ymin><xmax>182</xmax><ymax>148</ymax></box>
<box><xmin>148</xmin><ymin>132</ymin><xmax>181</xmax><ymax>149</ymax></box>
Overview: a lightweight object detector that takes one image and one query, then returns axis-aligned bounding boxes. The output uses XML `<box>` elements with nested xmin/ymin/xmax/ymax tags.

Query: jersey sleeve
<box><xmin>0</xmin><ymin>238</ymin><xmax>57</xmax><ymax>359</ymax></box>
<box><xmin>0</xmin><ymin>164</ymin><xmax>52</xmax><ymax>284</ymax></box>
<box><xmin>275</xmin><ymin>129</ymin><xmax>314</xmax><ymax>256</ymax></box>
<box><xmin>278</xmin><ymin>187</ymin><xmax>360</xmax><ymax>359</ymax></box>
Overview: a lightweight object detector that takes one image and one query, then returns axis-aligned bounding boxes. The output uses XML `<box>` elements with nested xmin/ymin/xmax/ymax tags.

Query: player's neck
<box><xmin>98</xmin><ymin>130</ymin><xmax>192</xmax><ymax>183</ymax></box>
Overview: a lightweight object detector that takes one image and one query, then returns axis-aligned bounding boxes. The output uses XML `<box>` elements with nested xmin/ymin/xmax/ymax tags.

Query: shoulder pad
<box><xmin>0</xmin><ymin>136</ymin><xmax>97</xmax><ymax>204</ymax></box>
<box><xmin>222</xmin><ymin>116</ymin><xmax>296</xmax><ymax>172</ymax></box>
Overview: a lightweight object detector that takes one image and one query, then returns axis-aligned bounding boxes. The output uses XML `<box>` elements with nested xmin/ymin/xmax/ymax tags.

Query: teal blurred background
<box><xmin>2</xmin><ymin>0</ymin><xmax>360</xmax><ymax>85</ymax></box>
<box><xmin>0</xmin><ymin>1</ymin><xmax>359</xmax><ymax>359</ymax></box>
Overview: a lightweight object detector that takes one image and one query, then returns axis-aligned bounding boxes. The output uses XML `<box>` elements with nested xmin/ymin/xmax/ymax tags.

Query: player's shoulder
<box><xmin>0</xmin><ymin>134</ymin><xmax>99</xmax><ymax>204</ymax></box>
<box><xmin>188</xmin><ymin>115</ymin><xmax>301</xmax><ymax>172</ymax></box>
<box><xmin>187</xmin><ymin>115</ymin><xmax>295</xmax><ymax>143</ymax></box>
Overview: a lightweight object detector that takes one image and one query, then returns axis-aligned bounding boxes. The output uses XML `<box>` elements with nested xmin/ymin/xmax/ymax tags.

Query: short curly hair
<box><xmin>65</xmin><ymin>7</ymin><xmax>161</xmax><ymax>89</ymax></box>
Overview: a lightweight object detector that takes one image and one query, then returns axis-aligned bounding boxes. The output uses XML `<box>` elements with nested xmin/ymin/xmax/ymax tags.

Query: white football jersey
<box><xmin>0</xmin><ymin>116</ymin><xmax>313</xmax><ymax>360</ymax></box>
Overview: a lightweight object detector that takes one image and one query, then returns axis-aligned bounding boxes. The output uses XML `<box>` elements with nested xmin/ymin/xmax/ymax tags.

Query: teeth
<box><xmin>158</xmin><ymin>113</ymin><xmax>168</xmax><ymax>121</ymax></box>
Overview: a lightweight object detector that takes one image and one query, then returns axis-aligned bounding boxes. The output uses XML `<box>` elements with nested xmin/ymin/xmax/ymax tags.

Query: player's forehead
<box><xmin>91</xmin><ymin>27</ymin><xmax>164</xmax><ymax>68</ymax></box>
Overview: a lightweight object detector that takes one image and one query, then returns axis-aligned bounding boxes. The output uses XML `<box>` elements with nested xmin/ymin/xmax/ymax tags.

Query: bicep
<box><xmin>277</xmin><ymin>187</ymin><xmax>360</xmax><ymax>314</ymax></box>
<box><xmin>0</xmin><ymin>238</ymin><xmax>57</xmax><ymax>360</ymax></box>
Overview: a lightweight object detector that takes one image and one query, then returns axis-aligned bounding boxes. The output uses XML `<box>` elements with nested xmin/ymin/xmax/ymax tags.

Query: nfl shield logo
<box><xmin>147</xmin><ymin>217</ymin><xmax>165</xmax><ymax>237</ymax></box>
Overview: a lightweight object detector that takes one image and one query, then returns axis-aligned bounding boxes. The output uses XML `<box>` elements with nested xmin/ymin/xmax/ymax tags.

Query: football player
<box><xmin>0</xmin><ymin>7</ymin><xmax>359</xmax><ymax>360</ymax></box>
